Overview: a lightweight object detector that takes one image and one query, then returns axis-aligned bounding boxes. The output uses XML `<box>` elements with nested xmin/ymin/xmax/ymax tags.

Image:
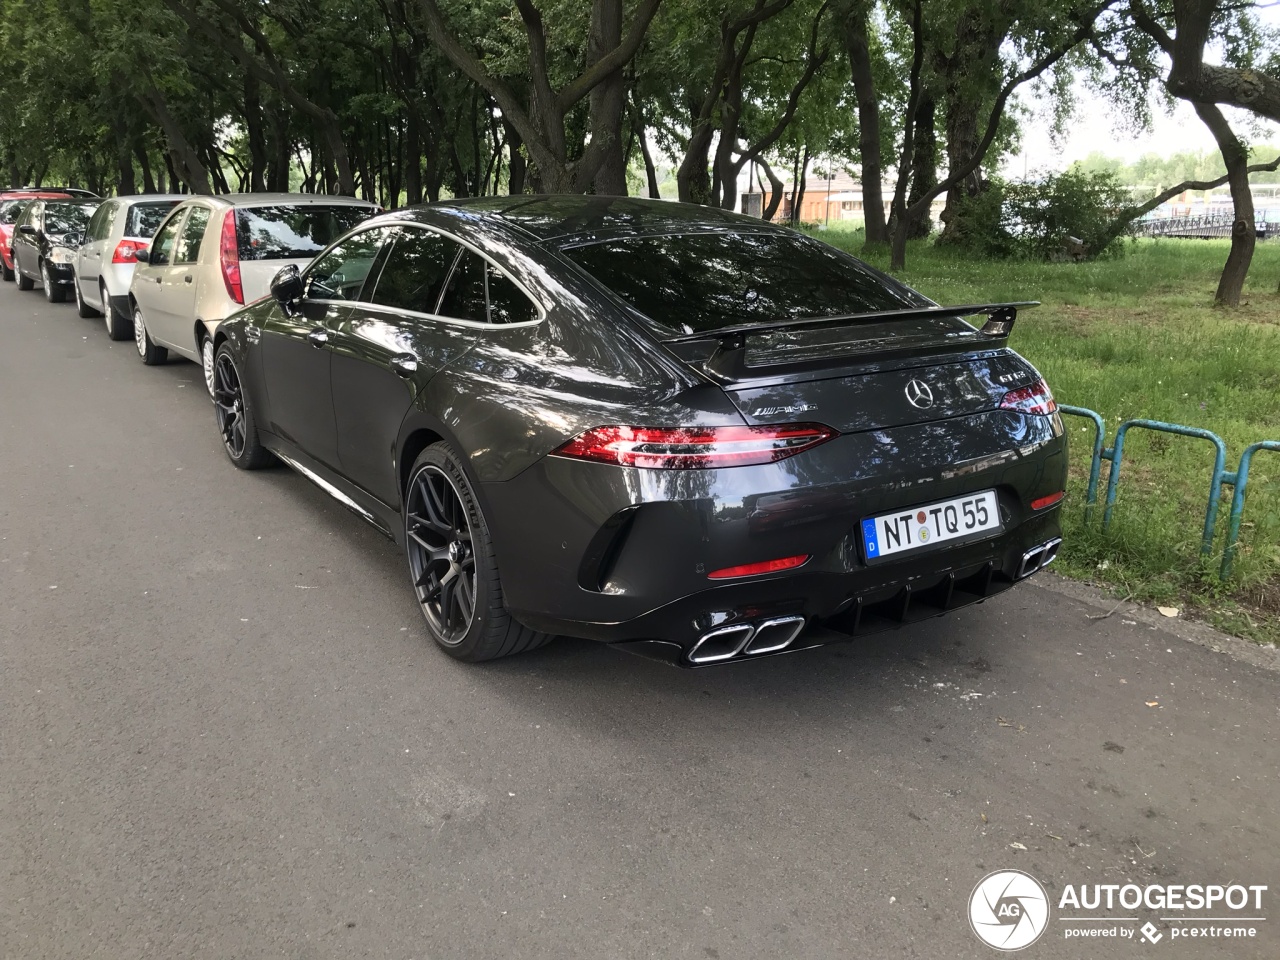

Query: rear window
<box><xmin>563</xmin><ymin>231</ymin><xmax>927</xmax><ymax>336</ymax></box>
<box><xmin>235</xmin><ymin>204</ymin><xmax>373</xmax><ymax>261</ymax></box>
<box><xmin>126</xmin><ymin>201</ymin><xmax>180</xmax><ymax>238</ymax></box>
<box><xmin>43</xmin><ymin>202</ymin><xmax>99</xmax><ymax>235</ymax></box>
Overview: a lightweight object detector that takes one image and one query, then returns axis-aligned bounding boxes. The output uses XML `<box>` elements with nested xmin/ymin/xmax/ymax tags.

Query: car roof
<box><xmin>110</xmin><ymin>194</ymin><xmax>188</xmax><ymax>205</ymax></box>
<box><xmin>185</xmin><ymin>192</ymin><xmax>379</xmax><ymax>209</ymax></box>
<box><xmin>435</xmin><ymin>194</ymin><xmax>790</xmax><ymax>245</ymax></box>
<box><xmin>0</xmin><ymin>191</ymin><xmax>72</xmax><ymax>201</ymax></box>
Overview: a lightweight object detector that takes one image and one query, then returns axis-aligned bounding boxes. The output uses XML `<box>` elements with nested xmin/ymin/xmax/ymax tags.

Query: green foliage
<box><xmin>945</xmin><ymin>169</ymin><xmax>1135</xmax><ymax>261</ymax></box>
<box><xmin>1074</xmin><ymin>146</ymin><xmax>1280</xmax><ymax>187</ymax></box>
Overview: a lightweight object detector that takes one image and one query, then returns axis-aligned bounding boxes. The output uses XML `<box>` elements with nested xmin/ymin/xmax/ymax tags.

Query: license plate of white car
<box><xmin>861</xmin><ymin>490</ymin><xmax>1001</xmax><ymax>561</ymax></box>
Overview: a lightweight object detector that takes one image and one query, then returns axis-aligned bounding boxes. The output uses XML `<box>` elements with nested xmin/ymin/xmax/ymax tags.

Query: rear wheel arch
<box><xmin>399</xmin><ymin>426</ymin><xmax>445</xmax><ymax>502</ymax></box>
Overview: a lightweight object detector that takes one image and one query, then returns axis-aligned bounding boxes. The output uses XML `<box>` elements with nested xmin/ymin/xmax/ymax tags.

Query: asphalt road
<box><xmin>3</xmin><ymin>278</ymin><xmax>1279</xmax><ymax>960</ymax></box>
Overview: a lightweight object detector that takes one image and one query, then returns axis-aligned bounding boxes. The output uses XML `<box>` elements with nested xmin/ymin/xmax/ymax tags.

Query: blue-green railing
<box><xmin>1057</xmin><ymin>405</ymin><xmax>1277</xmax><ymax>580</ymax></box>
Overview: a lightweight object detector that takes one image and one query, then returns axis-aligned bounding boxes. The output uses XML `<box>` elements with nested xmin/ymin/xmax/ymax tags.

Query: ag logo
<box><xmin>969</xmin><ymin>869</ymin><xmax>1050</xmax><ymax>951</ymax></box>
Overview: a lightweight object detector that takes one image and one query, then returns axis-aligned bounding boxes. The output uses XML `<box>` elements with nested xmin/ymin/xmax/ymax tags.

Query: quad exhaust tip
<box><xmin>688</xmin><ymin>615</ymin><xmax>806</xmax><ymax>664</ymax></box>
<box><xmin>1018</xmin><ymin>537</ymin><xmax>1062</xmax><ymax>579</ymax></box>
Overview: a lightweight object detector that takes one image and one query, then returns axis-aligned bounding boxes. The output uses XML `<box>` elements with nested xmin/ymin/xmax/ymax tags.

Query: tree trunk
<box><xmin>116</xmin><ymin>140</ymin><xmax>136</xmax><ymax>195</ymax></box>
<box><xmin>505</xmin><ymin>119</ymin><xmax>526</xmax><ymax>195</ymax></box>
<box><xmin>905</xmin><ymin>93</ymin><xmax>936</xmax><ymax>238</ymax></box>
<box><xmin>937</xmin><ymin>97</ymin><xmax>983</xmax><ymax>243</ymax></box>
<box><xmin>677</xmin><ymin>113</ymin><xmax>715</xmax><ymax>204</ymax></box>
<box><xmin>789</xmin><ymin>143</ymin><xmax>809</xmax><ymax>225</ymax></box>
<box><xmin>243</xmin><ymin>76</ymin><xmax>268</xmax><ymax>193</ymax></box>
<box><xmin>633</xmin><ymin>108</ymin><xmax>661</xmax><ymax>198</ymax></box>
<box><xmin>760</xmin><ymin>157</ymin><xmax>786</xmax><ymax>220</ymax></box>
<box><xmin>842</xmin><ymin>2</ymin><xmax>887</xmax><ymax>244</ymax></box>
<box><xmin>138</xmin><ymin>86</ymin><xmax>214</xmax><ymax>194</ymax></box>
<box><xmin>405</xmin><ymin>111</ymin><xmax>423</xmax><ymax>206</ymax></box>
<box><xmin>587</xmin><ymin>0</ymin><xmax>628</xmax><ymax>195</ymax></box>
<box><xmin>1195</xmin><ymin>102</ymin><xmax>1255</xmax><ymax>307</ymax></box>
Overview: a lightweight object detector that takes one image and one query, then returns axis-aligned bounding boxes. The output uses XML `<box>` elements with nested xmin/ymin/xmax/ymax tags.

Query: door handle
<box><xmin>390</xmin><ymin>353</ymin><xmax>419</xmax><ymax>377</ymax></box>
<box><xmin>307</xmin><ymin>328</ymin><xmax>330</xmax><ymax>347</ymax></box>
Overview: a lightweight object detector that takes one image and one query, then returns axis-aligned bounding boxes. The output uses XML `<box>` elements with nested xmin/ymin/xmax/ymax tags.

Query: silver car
<box><xmin>129</xmin><ymin>193</ymin><xmax>378</xmax><ymax>392</ymax></box>
<box><xmin>72</xmin><ymin>195</ymin><xmax>184</xmax><ymax>338</ymax></box>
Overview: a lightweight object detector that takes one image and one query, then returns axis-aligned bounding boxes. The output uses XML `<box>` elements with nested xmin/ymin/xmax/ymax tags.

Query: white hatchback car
<box><xmin>129</xmin><ymin>193</ymin><xmax>378</xmax><ymax>391</ymax></box>
<box><xmin>72</xmin><ymin>194</ymin><xmax>185</xmax><ymax>338</ymax></box>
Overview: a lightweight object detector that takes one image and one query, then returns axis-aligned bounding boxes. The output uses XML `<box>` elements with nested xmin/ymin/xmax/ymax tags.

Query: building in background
<box><xmin>739</xmin><ymin>170</ymin><xmax>948</xmax><ymax>227</ymax></box>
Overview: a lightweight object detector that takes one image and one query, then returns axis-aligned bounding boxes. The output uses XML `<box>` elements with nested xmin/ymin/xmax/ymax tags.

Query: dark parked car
<box><xmin>210</xmin><ymin>196</ymin><xmax>1067</xmax><ymax>665</ymax></box>
<box><xmin>0</xmin><ymin>191</ymin><xmax>71</xmax><ymax>281</ymax></box>
<box><xmin>10</xmin><ymin>198</ymin><xmax>101</xmax><ymax>302</ymax></box>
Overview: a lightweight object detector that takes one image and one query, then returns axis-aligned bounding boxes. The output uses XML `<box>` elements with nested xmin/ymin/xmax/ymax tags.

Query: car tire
<box><xmin>404</xmin><ymin>443</ymin><xmax>551</xmax><ymax>662</ymax></box>
<box><xmin>200</xmin><ymin>334</ymin><xmax>216</xmax><ymax>397</ymax></box>
<box><xmin>1</xmin><ymin>258</ymin><xmax>12</xmax><ymax>282</ymax></box>
<box><xmin>74</xmin><ymin>273</ymin><xmax>99</xmax><ymax>317</ymax></box>
<box><xmin>41</xmin><ymin>261</ymin><xmax>66</xmax><ymax>303</ymax></box>
<box><xmin>133</xmin><ymin>305</ymin><xmax>168</xmax><ymax>365</ymax></box>
<box><xmin>16</xmin><ymin>259</ymin><xmax>33</xmax><ymax>291</ymax></box>
<box><xmin>212</xmin><ymin>343</ymin><xmax>271</xmax><ymax>469</ymax></box>
<box><xmin>102</xmin><ymin>282</ymin><xmax>130</xmax><ymax>340</ymax></box>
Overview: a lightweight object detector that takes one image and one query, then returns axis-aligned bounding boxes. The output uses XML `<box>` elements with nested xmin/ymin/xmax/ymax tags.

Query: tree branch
<box><xmin>557</xmin><ymin>0</ymin><xmax>664</xmax><ymax>111</ymax></box>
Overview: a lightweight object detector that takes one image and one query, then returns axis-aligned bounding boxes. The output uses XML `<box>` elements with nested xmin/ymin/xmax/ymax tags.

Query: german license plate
<box><xmin>861</xmin><ymin>490</ymin><xmax>1000</xmax><ymax>561</ymax></box>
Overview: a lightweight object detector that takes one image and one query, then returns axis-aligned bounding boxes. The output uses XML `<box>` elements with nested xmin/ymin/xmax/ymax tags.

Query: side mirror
<box><xmin>133</xmin><ymin>247</ymin><xmax>150</xmax><ymax>264</ymax></box>
<box><xmin>62</xmin><ymin>232</ymin><xmax>83</xmax><ymax>248</ymax></box>
<box><xmin>18</xmin><ymin>224</ymin><xmax>35</xmax><ymax>235</ymax></box>
<box><xmin>271</xmin><ymin>264</ymin><xmax>304</xmax><ymax>307</ymax></box>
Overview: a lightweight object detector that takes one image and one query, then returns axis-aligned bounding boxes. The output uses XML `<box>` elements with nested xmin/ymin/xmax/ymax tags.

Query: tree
<box><xmin>413</xmin><ymin>0</ymin><xmax>662</xmax><ymax>193</ymax></box>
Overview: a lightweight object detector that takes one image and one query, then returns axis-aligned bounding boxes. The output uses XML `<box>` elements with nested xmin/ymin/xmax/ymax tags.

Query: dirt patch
<box><xmin>1239</xmin><ymin>575</ymin><xmax>1280</xmax><ymax>617</ymax></box>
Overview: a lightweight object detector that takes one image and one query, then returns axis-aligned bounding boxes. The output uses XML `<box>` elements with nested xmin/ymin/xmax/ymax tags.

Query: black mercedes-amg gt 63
<box><xmin>206</xmin><ymin>195</ymin><xmax>1066</xmax><ymax>665</ymax></box>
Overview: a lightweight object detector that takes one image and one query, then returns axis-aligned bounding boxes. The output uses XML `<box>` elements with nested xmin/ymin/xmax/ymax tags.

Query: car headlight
<box><xmin>50</xmin><ymin>247</ymin><xmax>76</xmax><ymax>265</ymax></box>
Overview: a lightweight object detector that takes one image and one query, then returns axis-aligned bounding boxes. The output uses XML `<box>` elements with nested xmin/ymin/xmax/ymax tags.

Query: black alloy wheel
<box><xmin>404</xmin><ymin>445</ymin><xmax>549</xmax><ymax>661</ymax></box>
<box><xmin>407</xmin><ymin>463</ymin><xmax>478</xmax><ymax>646</ymax></box>
<box><xmin>212</xmin><ymin>346</ymin><xmax>270</xmax><ymax>468</ymax></box>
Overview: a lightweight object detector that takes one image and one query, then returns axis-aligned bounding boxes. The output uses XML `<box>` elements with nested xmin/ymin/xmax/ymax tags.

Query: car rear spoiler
<box><xmin>663</xmin><ymin>302</ymin><xmax>1039</xmax><ymax>384</ymax></box>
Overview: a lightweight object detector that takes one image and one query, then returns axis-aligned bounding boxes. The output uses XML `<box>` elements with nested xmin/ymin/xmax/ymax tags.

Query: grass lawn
<box><xmin>817</xmin><ymin>229</ymin><xmax>1280</xmax><ymax>644</ymax></box>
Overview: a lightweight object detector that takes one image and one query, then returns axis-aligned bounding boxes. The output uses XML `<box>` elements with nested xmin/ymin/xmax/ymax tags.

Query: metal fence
<box><xmin>1057</xmin><ymin>405</ymin><xmax>1279</xmax><ymax>580</ymax></box>
<box><xmin>1135</xmin><ymin>213</ymin><xmax>1274</xmax><ymax>240</ymax></box>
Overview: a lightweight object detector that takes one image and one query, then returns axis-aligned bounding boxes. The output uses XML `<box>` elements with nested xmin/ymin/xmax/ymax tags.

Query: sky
<box><xmin>1011</xmin><ymin>95</ymin><xmax>1280</xmax><ymax>174</ymax></box>
<box><xmin>1009</xmin><ymin>4</ymin><xmax>1280</xmax><ymax>173</ymax></box>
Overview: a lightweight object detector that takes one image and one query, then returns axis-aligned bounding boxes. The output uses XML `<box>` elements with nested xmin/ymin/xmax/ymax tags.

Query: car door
<box><xmin>76</xmin><ymin>201</ymin><xmax>116</xmax><ymax>305</ymax></box>
<box><xmin>329</xmin><ymin>225</ymin><xmax>513</xmax><ymax>507</ymax></box>
<box><xmin>148</xmin><ymin>204</ymin><xmax>212</xmax><ymax>357</ymax></box>
<box><xmin>133</xmin><ymin>208</ymin><xmax>185</xmax><ymax>324</ymax></box>
<box><xmin>12</xmin><ymin>202</ymin><xmax>40</xmax><ymax>277</ymax></box>
<box><xmin>258</xmin><ymin>225</ymin><xmax>392</xmax><ymax>470</ymax></box>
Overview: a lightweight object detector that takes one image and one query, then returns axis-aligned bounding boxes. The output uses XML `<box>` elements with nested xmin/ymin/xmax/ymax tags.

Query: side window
<box><xmin>20</xmin><ymin>203</ymin><xmax>39</xmax><ymax>229</ymax></box>
<box><xmin>367</xmin><ymin>226</ymin><xmax>457</xmax><ymax>315</ymax></box>
<box><xmin>149</xmin><ymin>210</ymin><xmax>185</xmax><ymax>266</ymax></box>
<box><xmin>174</xmin><ymin>207</ymin><xmax>211</xmax><ymax>264</ymax></box>
<box><xmin>86</xmin><ymin>204</ymin><xmax>110</xmax><ymax>241</ymax></box>
<box><xmin>305</xmin><ymin>227</ymin><xmax>389</xmax><ymax>301</ymax></box>
<box><xmin>439</xmin><ymin>250</ymin><xmax>539</xmax><ymax>325</ymax></box>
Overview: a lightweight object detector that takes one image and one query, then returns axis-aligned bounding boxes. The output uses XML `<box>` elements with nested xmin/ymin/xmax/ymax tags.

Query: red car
<box><xmin>0</xmin><ymin>191</ymin><xmax>71</xmax><ymax>281</ymax></box>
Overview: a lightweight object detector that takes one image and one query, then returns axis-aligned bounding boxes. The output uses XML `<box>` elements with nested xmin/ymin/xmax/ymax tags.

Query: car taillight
<box><xmin>1030</xmin><ymin>490</ymin><xmax>1065</xmax><ymax>510</ymax></box>
<box><xmin>552</xmin><ymin>423</ymin><xmax>837</xmax><ymax>469</ymax></box>
<box><xmin>708</xmin><ymin>555</ymin><xmax>810</xmax><ymax>579</ymax></box>
<box><xmin>112</xmin><ymin>238</ymin><xmax>146</xmax><ymax>263</ymax></box>
<box><xmin>1000</xmin><ymin>378</ymin><xmax>1056</xmax><ymax>415</ymax></box>
<box><xmin>219</xmin><ymin>210</ymin><xmax>243</xmax><ymax>304</ymax></box>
